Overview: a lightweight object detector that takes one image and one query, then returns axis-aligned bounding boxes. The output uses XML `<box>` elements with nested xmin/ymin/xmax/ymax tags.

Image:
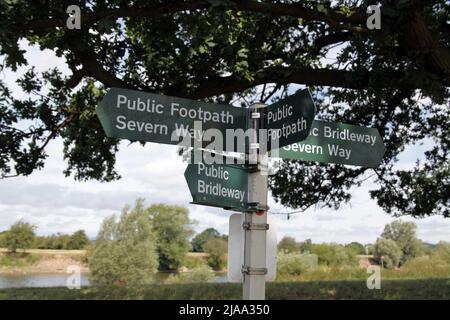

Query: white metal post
<box><xmin>243</xmin><ymin>104</ymin><xmax>268</xmax><ymax>300</ymax></box>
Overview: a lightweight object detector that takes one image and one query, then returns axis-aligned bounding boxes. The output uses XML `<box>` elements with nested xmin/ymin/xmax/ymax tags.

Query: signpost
<box><xmin>241</xmin><ymin>103</ymin><xmax>269</xmax><ymax>300</ymax></box>
<box><xmin>96</xmin><ymin>87</ymin><xmax>247</xmax><ymax>151</ymax></box>
<box><xmin>275</xmin><ymin>120</ymin><xmax>386</xmax><ymax>168</ymax></box>
<box><xmin>184</xmin><ymin>162</ymin><xmax>249</xmax><ymax>210</ymax></box>
<box><xmin>265</xmin><ymin>89</ymin><xmax>316</xmax><ymax>151</ymax></box>
<box><xmin>228</xmin><ymin>214</ymin><xmax>277</xmax><ymax>282</ymax></box>
<box><xmin>96</xmin><ymin>86</ymin><xmax>386</xmax><ymax>301</ymax></box>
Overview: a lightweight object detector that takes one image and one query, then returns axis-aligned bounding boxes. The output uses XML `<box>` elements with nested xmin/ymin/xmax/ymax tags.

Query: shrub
<box><xmin>374</xmin><ymin>238</ymin><xmax>402</xmax><ymax>269</ymax></box>
<box><xmin>345</xmin><ymin>242</ymin><xmax>366</xmax><ymax>255</ymax></box>
<box><xmin>165</xmin><ymin>265</ymin><xmax>215</xmax><ymax>284</ymax></box>
<box><xmin>403</xmin><ymin>255</ymin><xmax>446</xmax><ymax>270</ymax></box>
<box><xmin>183</xmin><ymin>255</ymin><xmax>207</xmax><ymax>269</ymax></box>
<box><xmin>299</xmin><ymin>239</ymin><xmax>313</xmax><ymax>253</ymax></box>
<box><xmin>380</xmin><ymin>220</ymin><xmax>423</xmax><ymax>264</ymax></box>
<box><xmin>67</xmin><ymin>230</ymin><xmax>90</xmax><ymax>249</ymax></box>
<box><xmin>278</xmin><ymin>236</ymin><xmax>300</xmax><ymax>253</ymax></box>
<box><xmin>191</xmin><ymin>228</ymin><xmax>222</xmax><ymax>252</ymax></box>
<box><xmin>89</xmin><ymin>200</ymin><xmax>158</xmax><ymax>286</ymax></box>
<box><xmin>182</xmin><ymin>265</ymin><xmax>215</xmax><ymax>283</ymax></box>
<box><xmin>0</xmin><ymin>252</ymin><xmax>40</xmax><ymax>267</ymax></box>
<box><xmin>365</xmin><ymin>244</ymin><xmax>375</xmax><ymax>255</ymax></box>
<box><xmin>311</xmin><ymin>243</ymin><xmax>358</xmax><ymax>267</ymax></box>
<box><xmin>147</xmin><ymin>204</ymin><xmax>195</xmax><ymax>271</ymax></box>
<box><xmin>400</xmin><ymin>254</ymin><xmax>450</xmax><ymax>278</ymax></box>
<box><xmin>431</xmin><ymin>241</ymin><xmax>450</xmax><ymax>263</ymax></box>
<box><xmin>3</xmin><ymin>220</ymin><xmax>36</xmax><ymax>253</ymax></box>
<box><xmin>203</xmin><ymin>238</ymin><xmax>227</xmax><ymax>270</ymax></box>
<box><xmin>0</xmin><ymin>231</ymin><xmax>7</xmax><ymax>248</ymax></box>
<box><xmin>277</xmin><ymin>252</ymin><xmax>318</xmax><ymax>276</ymax></box>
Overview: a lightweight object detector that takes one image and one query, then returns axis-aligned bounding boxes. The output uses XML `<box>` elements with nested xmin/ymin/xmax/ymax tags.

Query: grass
<box><xmin>277</xmin><ymin>266</ymin><xmax>450</xmax><ymax>282</ymax></box>
<box><xmin>0</xmin><ymin>252</ymin><xmax>40</xmax><ymax>268</ymax></box>
<box><xmin>0</xmin><ymin>278</ymin><xmax>448</xmax><ymax>300</ymax></box>
<box><xmin>276</xmin><ymin>254</ymin><xmax>450</xmax><ymax>282</ymax></box>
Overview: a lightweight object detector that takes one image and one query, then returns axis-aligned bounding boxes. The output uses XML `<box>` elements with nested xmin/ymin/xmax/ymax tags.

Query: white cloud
<box><xmin>0</xmin><ymin>39</ymin><xmax>70</xmax><ymax>99</ymax></box>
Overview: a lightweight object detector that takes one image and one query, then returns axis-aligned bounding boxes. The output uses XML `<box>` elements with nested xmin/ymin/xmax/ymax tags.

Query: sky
<box><xmin>0</xmin><ymin>42</ymin><xmax>449</xmax><ymax>245</ymax></box>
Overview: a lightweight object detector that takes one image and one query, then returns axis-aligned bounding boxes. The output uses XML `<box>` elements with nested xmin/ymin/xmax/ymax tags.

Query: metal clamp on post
<box><xmin>242</xmin><ymin>266</ymin><xmax>268</xmax><ymax>276</ymax></box>
<box><xmin>251</xmin><ymin>112</ymin><xmax>261</xmax><ymax>119</ymax></box>
<box><xmin>245</xmin><ymin>202</ymin><xmax>270</xmax><ymax>212</ymax></box>
<box><xmin>242</xmin><ymin>222</ymin><xmax>270</xmax><ymax>231</ymax></box>
<box><xmin>254</xmin><ymin>205</ymin><xmax>270</xmax><ymax>212</ymax></box>
<box><xmin>242</xmin><ymin>161</ymin><xmax>259</xmax><ymax>172</ymax></box>
<box><xmin>250</xmin><ymin>143</ymin><xmax>260</xmax><ymax>150</ymax></box>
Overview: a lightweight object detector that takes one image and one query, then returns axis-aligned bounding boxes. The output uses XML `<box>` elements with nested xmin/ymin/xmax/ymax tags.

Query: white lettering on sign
<box><xmin>311</xmin><ymin>127</ymin><xmax>319</xmax><ymax>136</ymax></box>
<box><xmin>268</xmin><ymin>117</ymin><xmax>307</xmax><ymax>141</ymax></box>
<box><xmin>194</xmin><ymin>163</ymin><xmax>245</xmax><ymax>202</ymax></box>
<box><xmin>197</xmin><ymin>180</ymin><xmax>245</xmax><ymax>202</ymax></box>
<box><xmin>197</xmin><ymin>163</ymin><xmax>230</xmax><ymax>181</ymax></box>
<box><xmin>174</xmin><ymin>123</ymin><xmax>206</xmax><ymax>140</ymax></box>
<box><xmin>283</xmin><ymin>143</ymin><xmax>351</xmax><ymax>160</ymax></box>
<box><xmin>171</xmin><ymin>103</ymin><xmax>234</xmax><ymax>125</ymax></box>
<box><xmin>115</xmin><ymin>115</ymin><xmax>168</xmax><ymax>135</ymax></box>
<box><xmin>324</xmin><ymin>126</ymin><xmax>377</xmax><ymax>146</ymax></box>
<box><xmin>284</xmin><ymin>143</ymin><xmax>323</xmax><ymax>155</ymax></box>
<box><xmin>114</xmin><ymin>96</ymin><xmax>236</xmax><ymax>126</ymax></box>
<box><xmin>328</xmin><ymin>144</ymin><xmax>351</xmax><ymax>160</ymax></box>
<box><xmin>267</xmin><ymin>104</ymin><xmax>293</xmax><ymax>124</ymax></box>
<box><xmin>116</xmin><ymin>95</ymin><xmax>164</xmax><ymax>114</ymax></box>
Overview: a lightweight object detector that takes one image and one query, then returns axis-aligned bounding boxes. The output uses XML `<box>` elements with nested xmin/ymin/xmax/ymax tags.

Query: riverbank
<box><xmin>0</xmin><ymin>249</ymin><xmax>215</xmax><ymax>276</ymax></box>
<box><xmin>0</xmin><ymin>249</ymin><xmax>88</xmax><ymax>275</ymax></box>
<box><xmin>0</xmin><ymin>278</ymin><xmax>449</xmax><ymax>300</ymax></box>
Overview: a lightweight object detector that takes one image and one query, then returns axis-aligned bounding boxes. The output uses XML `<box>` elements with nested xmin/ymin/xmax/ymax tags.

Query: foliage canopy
<box><xmin>2</xmin><ymin>220</ymin><xmax>36</xmax><ymax>253</ymax></box>
<box><xmin>0</xmin><ymin>0</ymin><xmax>448</xmax><ymax>217</ymax></box>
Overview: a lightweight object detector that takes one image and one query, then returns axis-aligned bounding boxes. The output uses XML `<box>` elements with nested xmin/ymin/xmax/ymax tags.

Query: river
<box><xmin>0</xmin><ymin>272</ymin><xmax>228</xmax><ymax>289</ymax></box>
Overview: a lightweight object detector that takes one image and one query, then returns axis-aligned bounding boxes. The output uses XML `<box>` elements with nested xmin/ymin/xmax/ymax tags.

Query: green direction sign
<box><xmin>265</xmin><ymin>89</ymin><xmax>316</xmax><ymax>151</ymax></box>
<box><xmin>96</xmin><ymin>87</ymin><xmax>247</xmax><ymax>151</ymax></box>
<box><xmin>184</xmin><ymin>162</ymin><xmax>249</xmax><ymax>210</ymax></box>
<box><xmin>274</xmin><ymin>120</ymin><xmax>386</xmax><ymax>168</ymax></box>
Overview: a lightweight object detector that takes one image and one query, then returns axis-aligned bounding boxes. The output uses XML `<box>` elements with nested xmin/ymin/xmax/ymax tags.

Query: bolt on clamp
<box><xmin>242</xmin><ymin>266</ymin><xmax>268</xmax><ymax>275</ymax></box>
<box><xmin>242</xmin><ymin>222</ymin><xmax>270</xmax><ymax>231</ymax></box>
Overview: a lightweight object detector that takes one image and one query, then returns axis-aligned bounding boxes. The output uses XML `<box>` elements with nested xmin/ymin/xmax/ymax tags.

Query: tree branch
<box><xmin>184</xmin><ymin>67</ymin><xmax>364</xmax><ymax>99</ymax></box>
<box><xmin>312</xmin><ymin>31</ymin><xmax>353</xmax><ymax>51</ymax></box>
<box><xmin>17</xmin><ymin>1</ymin><xmax>210</xmax><ymax>32</ymax></box>
<box><xmin>66</xmin><ymin>68</ymin><xmax>88</xmax><ymax>88</ymax></box>
<box><xmin>36</xmin><ymin>113</ymin><xmax>77</xmax><ymax>155</ymax></box>
<box><xmin>177</xmin><ymin>65</ymin><xmax>447</xmax><ymax>100</ymax></box>
<box><xmin>403</xmin><ymin>11</ymin><xmax>450</xmax><ymax>78</ymax></box>
<box><xmin>16</xmin><ymin>0</ymin><xmax>366</xmax><ymax>33</ymax></box>
<box><xmin>70</xmin><ymin>44</ymin><xmax>141</xmax><ymax>91</ymax></box>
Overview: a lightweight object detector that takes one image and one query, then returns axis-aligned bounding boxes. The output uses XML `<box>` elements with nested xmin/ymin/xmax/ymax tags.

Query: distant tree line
<box><xmin>34</xmin><ymin>230</ymin><xmax>90</xmax><ymax>250</ymax></box>
<box><xmin>277</xmin><ymin>237</ymin><xmax>360</xmax><ymax>268</ymax></box>
<box><xmin>277</xmin><ymin>220</ymin><xmax>445</xmax><ymax>270</ymax></box>
<box><xmin>0</xmin><ymin>220</ymin><xmax>90</xmax><ymax>252</ymax></box>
